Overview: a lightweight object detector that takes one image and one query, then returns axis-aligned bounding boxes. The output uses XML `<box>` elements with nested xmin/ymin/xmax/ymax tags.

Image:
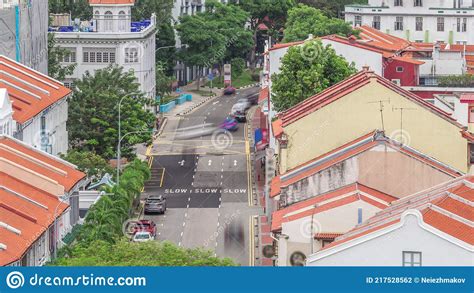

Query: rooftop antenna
<box><xmin>367</xmin><ymin>99</ymin><xmax>390</xmax><ymax>131</ymax></box>
<box><xmin>392</xmin><ymin>106</ymin><xmax>416</xmax><ymax>145</ymax></box>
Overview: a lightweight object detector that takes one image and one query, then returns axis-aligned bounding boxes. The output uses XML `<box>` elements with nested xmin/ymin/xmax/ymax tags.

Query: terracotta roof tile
<box><xmin>0</xmin><ymin>56</ymin><xmax>71</xmax><ymax>124</ymax></box>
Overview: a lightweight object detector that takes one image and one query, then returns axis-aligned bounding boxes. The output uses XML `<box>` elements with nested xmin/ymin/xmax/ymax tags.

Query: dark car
<box><xmin>144</xmin><ymin>195</ymin><xmax>167</xmax><ymax>214</ymax></box>
<box><xmin>223</xmin><ymin>86</ymin><xmax>236</xmax><ymax>95</ymax></box>
<box><xmin>132</xmin><ymin>220</ymin><xmax>157</xmax><ymax>237</ymax></box>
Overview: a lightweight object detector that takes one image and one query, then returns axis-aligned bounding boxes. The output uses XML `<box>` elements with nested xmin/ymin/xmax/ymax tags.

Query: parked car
<box><xmin>132</xmin><ymin>231</ymin><xmax>154</xmax><ymax>242</ymax></box>
<box><xmin>132</xmin><ymin>220</ymin><xmax>157</xmax><ymax>237</ymax></box>
<box><xmin>223</xmin><ymin>86</ymin><xmax>236</xmax><ymax>95</ymax></box>
<box><xmin>144</xmin><ymin>195</ymin><xmax>167</xmax><ymax>214</ymax></box>
<box><xmin>220</xmin><ymin>117</ymin><xmax>239</xmax><ymax>131</ymax></box>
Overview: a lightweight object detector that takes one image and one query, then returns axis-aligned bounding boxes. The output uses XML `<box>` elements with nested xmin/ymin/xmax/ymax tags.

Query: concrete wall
<box><xmin>308</xmin><ymin>212</ymin><xmax>473</xmax><ymax>266</ymax></box>
<box><xmin>282</xmin><ymin>79</ymin><xmax>468</xmax><ymax>173</ymax></box>
<box><xmin>0</xmin><ymin>0</ymin><xmax>48</xmax><ymax>74</ymax></box>
<box><xmin>277</xmin><ymin>199</ymin><xmax>382</xmax><ymax>266</ymax></box>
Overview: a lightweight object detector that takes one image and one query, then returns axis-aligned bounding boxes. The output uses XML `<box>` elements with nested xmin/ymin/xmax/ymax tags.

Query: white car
<box><xmin>132</xmin><ymin>231</ymin><xmax>154</xmax><ymax>242</ymax></box>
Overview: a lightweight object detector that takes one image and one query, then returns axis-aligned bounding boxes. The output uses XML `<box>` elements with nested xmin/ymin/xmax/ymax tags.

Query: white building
<box><xmin>0</xmin><ymin>0</ymin><xmax>49</xmax><ymax>74</ymax></box>
<box><xmin>51</xmin><ymin>0</ymin><xmax>156</xmax><ymax>107</ymax></box>
<box><xmin>345</xmin><ymin>0</ymin><xmax>474</xmax><ymax>44</ymax></box>
<box><xmin>307</xmin><ymin>176</ymin><xmax>474</xmax><ymax>266</ymax></box>
<box><xmin>0</xmin><ymin>55</ymin><xmax>71</xmax><ymax>156</ymax></box>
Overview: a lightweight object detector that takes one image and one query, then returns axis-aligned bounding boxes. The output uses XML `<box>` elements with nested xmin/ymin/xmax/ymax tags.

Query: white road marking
<box><xmin>181</xmin><ymin>232</ymin><xmax>184</xmax><ymax>237</ymax></box>
<box><xmin>178</xmin><ymin>160</ymin><xmax>185</xmax><ymax>166</ymax></box>
<box><xmin>178</xmin><ymin>242</ymin><xmax>182</xmax><ymax>246</ymax></box>
<box><xmin>234</xmin><ymin>160</ymin><xmax>237</xmax><ymax>166</ymax></box>
<box><xmin>212</xmin><ymin>101</ymin><xmax>219</xmax><ymax>105</ymax></box>
<box><xmin>183</xmin><ymin>222</ymin><xmax>186</xmax><ymax>227</ymax></box>
<box><xmin>221</xmin><ymin>174</ymin><xmax>223</xmax><ymax>179</ymax></box>
<box><xmin>208</xmin><ymin>160</ymin><xmax>212</xmax><ymax>166</ymax></box>
<box><xmin>186</xmin><ymin>204</ymin><xmax>189</xmax><ymax>208</ymax></box>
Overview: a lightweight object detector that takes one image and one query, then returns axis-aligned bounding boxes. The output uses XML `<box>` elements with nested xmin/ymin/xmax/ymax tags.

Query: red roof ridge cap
<box><xmin>0</xmin><ymin>202</ymin><xmax>38</xmax><ymax>223</ymax></box>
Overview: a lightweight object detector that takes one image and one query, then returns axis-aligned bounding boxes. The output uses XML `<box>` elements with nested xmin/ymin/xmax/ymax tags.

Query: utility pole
<box><xmin>367</xmin><ymin>99</ymin><xmax>390</xmax><ymax>132</ymax></box>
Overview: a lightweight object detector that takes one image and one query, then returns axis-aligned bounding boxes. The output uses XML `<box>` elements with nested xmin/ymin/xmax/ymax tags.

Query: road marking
<box><xmin>220</xmin><ymin>174</ymin><xmax>223</xmax><ymax>179</ymax></box>
<box><xmin>160</xmin><ymin>168</ymin><xmax>165</xmax><ymax>187</ymax></box>
<box><xmin>178</xmin><ymin>160</ymin><xmax>185</xmax><ymax>166</ymax></box>
<box><xmin>186</xmin><ymin>204</ymin><xmax>189</xmax><ymax>208</ymax></box>
<box><xmin>178</xmin><ymin>242</ymin><xmax>181</xmax><ymax>246</ymax></box>
<box><xmin>183</xmin><ymin>222</ymin><xmax>186</xmax><ymax>227</ymax></box>
<box><xmin>234</xmin><ymin>160</ymin><xmax>238</xmax><ymax>166</ymax></box>
<box><xmin>208</xmin><ymin>159</ymin><xmax>212</xmax><ymax>166</ymax></box>
<box><xmin>212</xmin><ymin>101</ymin><xmax>219</xmax><ymax>105</ymax></box>
<box><xmin>181</xmin><ymin>232</ymin><xmax>184</xmax><ymax>237</ymax></box>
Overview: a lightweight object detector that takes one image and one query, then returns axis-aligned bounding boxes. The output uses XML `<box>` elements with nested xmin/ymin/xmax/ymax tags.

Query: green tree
<box><xmin>48</xmin><ymin>33</ymin><xmax>76</xmax><ymax>80</ymax></box>
<box><xmin>177</xmin><ymin>1</ymin><xmax>252</xmax><ymax>89</ymax></box>
<box><xmin>60</xmin><ymin>150</ymin><xmax>113</xmax><ymax>179</ymax></box>
<box><xmin>68</xmin><ymin>65</ymin><xmax>155</xmax><ymax>159</ymax></box>
<box><xmin>132</xmin><ymin>0</ymin><xmax>174</xmax><ymax>23</ymax></box>
<box><xmin>283</xmin><ymin>4</ymin><xmax>358</xmax><ymax>42</ymax></box>
<box><xmin>298</xmin><ymin>0</ymin><xmax>368</xmax><ymax>18</ymax></box>
<box><xmin>51</xmin><ymin>239</ymin><xmax>236</xmax><ymax>266</ymax></box>
<box><xmin>155</xmin><ymin>21</ymin><xmax>177</xmax><ymax>75</ymax></box>
<box><xmin>238</xmin><ymin>0</ymin><xmax>296</xmax><ymax>67</ymax></box>
<box><xmin>49</xmin><ymin>0</ymin><xmax>92</xmax><ymax>20</ymax></box>
<box><xmin>271</xmin><ymin>40</ymin><xmax>356</xmax><ymax>112</ymax></box>
<box><xmin>231</xmin><ymin>58</ymin><xmax>245</xmax><ymax>78</ymax></box>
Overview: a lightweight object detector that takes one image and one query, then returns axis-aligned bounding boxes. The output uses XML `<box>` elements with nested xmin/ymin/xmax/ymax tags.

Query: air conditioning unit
<box><xmin>391</xmin><ymin>79</ymin><xmax>401</xmax><ymax>86</ymax></box>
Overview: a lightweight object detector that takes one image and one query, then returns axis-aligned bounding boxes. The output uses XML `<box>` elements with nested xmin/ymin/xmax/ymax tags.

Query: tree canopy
<box><xmin>283</xmin><ymin>4</ymin><xmax>358</xmax><ymax>42</ymax></box>
<box><xmin>52</xmin><ymin>239</ymin><xmax>236</xmax><ymax>266</ymax></box>
<box><xmin>297</xmin><ymin>0</ymin><xmax>368</xmax><ymax>18</ymax></box>
<box><xmin>68</xmin><ymin>65</ymin><xmax>155</xmax><ymax>159</ymax></box>
<box><xmin>60</xmin><ymin>150</ymin><xmax>113</xmax><ymax>179</ymax></box>
<box><xmin>271</xmin><ymin>40</ymin><xmax>357</xmax><ymax>112</ymax></box>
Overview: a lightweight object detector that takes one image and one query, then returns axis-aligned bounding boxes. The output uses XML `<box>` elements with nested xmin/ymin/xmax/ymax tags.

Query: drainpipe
<box><xmin>14</xmin><ymin>4</ymin><xmax>21</xmax><ymax>62</ymax></box>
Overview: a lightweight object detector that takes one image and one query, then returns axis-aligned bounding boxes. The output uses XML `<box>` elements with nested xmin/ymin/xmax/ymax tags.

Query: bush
<box><xmin>231</xmin><ymin>57</ymin><xmax>245</xmax><ymax>78</ymax></box>
<box><xmin>251</xmin><ymin>71</ymin><xmax>260</xmax><ymax>82</ymax></box>
<box><xmin>438</xmin><ymin>74</ymin><xmax>474</xmax><ymax>87</ymax></box>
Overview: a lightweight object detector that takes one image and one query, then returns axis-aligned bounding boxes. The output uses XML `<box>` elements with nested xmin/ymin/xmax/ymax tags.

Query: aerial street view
<box><xmin>0</xmin><ymin>0</ymin><xmax>472</xmax><ymax>292</ymax></box>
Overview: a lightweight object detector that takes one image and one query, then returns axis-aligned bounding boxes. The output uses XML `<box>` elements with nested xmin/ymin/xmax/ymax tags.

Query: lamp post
<box><xmin>116</xmin><ymin>92</ymin><xmax>139</xmax><ymax>186</ymax></box>
<box><xmin>116</xmin><ymin>129</ymin><xmax>157</xmax><ymax>187</ymax></box>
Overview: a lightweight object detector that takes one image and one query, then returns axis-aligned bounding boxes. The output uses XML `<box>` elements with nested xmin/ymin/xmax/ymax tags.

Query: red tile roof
<box><xmin>271</xmin><ymin>182</ymin><xmax>395</xmax><ymax>231</ymax></box>
<box><xmin>271</xmin><ymin>119</ymin><xmax>283</xmax><ymax>138</ymax></box>
<box><xmin>270</xmin><ymin>176</ymin><xmax>281</xmax><ymax>198</ymax></box>
<box><xmin>460</xmin><ymin>94</ymin><xmax>474</xmax><ymax>103</ymax></box>
<box><xmin>0</xmin><ymin>56</ymin><xmax>72</xmax><ymax>124</ymax></box>
<box><xmin>279</xmin><ymin>69</ymin><xmax>459</xmax><ymax>127</ymax></box>
<box><xmin>314</xmin><ymin>233</ymin><xmax>343</xmax><ymax>240</ymax></box>
<box><xmin>0</xmin><ymin>174</ymin><xmax>69</xmax><ymax>266</ymax></box>
<box><xmin>268</xmin><ymin>41</ymin><xmax>305</xmax><ymax>52</ymax></box>
<box><xmin>89</xmin><ymin>0</ymin><xmax>135</xmax><ymax>4</ymax></box>
<box><xmin>0</xmin><ymin>136</ymin><xmax>85</xmax><ymax>192</ymax></box>
<box><xmin>317</xmin><ymin>176</ymin><xmax>474</xmax><ymax>254</ymax></box>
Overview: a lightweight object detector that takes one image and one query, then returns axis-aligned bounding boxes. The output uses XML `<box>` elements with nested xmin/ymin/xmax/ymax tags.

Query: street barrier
<box><xmin>159</xmin><ymin>101</ymin><xmax>175</xmax><ymax>113</ymax></box>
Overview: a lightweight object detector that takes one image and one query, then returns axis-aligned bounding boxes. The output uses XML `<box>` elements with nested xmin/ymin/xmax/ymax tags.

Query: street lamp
<box><xmin>116</xmin><ymin>92</ymin><xmax>140</xmax><ymax>186</ymax></box>
<box><xmin>116</xmin><ymin>129</ymin><xmax>157</xmax><ymax>186</ymax></box>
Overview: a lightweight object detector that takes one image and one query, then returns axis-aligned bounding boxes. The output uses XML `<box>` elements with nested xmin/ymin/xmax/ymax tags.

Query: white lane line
<box><xmin>221</xmin><ymin>174</ymin><xmax>223</xmax><ymax>179</ymax></box>
<box><xmin>186</xmin><ymin>204</ymin><xmax>189</xmax><ymax>208</ymax></box>
<box><xmin>183</xmin><ymin>222</ymin><xmax>186</xmax><ymax>227</ymax></box>
<box><xmin>178</xmin><ymin>242</ymin><xmax>182</xmax><ymax>246</ymax></box>
<box><xmin>181</xmin><ymin>232</ymin><xmax>184</xmax><ymax>237</ymax></box>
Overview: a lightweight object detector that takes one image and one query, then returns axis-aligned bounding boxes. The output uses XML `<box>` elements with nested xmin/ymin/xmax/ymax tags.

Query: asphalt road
<box><xmin>143</xmin><ymin>86</ymin><xmax>261</xmax><ymax>265</ymax></box>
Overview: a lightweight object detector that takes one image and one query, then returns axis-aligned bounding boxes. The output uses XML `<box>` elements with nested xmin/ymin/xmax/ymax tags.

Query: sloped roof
<box><xmin>0</xmin><ymin>55</ymin><xmax>71</xmax><ymax>124</ymax></box>
<box><xmin>274</xmin><ymin>130</ymin><xmax>462</xmax><ymax>196</ymax></box>
<box><xmin>317</xmin><ymin>176</ymin><xmax>474</xmax><ymax>254</ymax></box>
<box><xmin>278</xmin><ymin>69</ymin><xmax>458</xmax><ymax>127</ymax></box>
<box><xmin>271</xmin><ymin>182</ymin><xmax>396</xmax><ymax>231</ymax></box>
<box><xmin>0</xmin><ymin>136</ymin><xmax>85</xmax><ymax>192</ymax></box>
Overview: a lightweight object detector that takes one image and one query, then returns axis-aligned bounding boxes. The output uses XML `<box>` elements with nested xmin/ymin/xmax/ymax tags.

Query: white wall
<box><xmin>307</xmin><ymin>212</ymin><xmax>473</xmax><ymax>266</ymax></box>
<box><xmin>21</xmin><ymin>98</ymin><xmax>69</xmax><ymax>156</ymax></box>
<box><xmin>321</xmin><ymin>39</ymin><xmax>383</xmax><ymax>74</ymax></box>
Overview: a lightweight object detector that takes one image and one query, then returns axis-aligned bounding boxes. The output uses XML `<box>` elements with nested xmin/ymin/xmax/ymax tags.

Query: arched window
<box><xmin>105</xmin><ymin>11</ymin><xmax>113</xmax><ymax>32</ymax></box>
<box><xmin>118</xmin><ymin>11</ymin><xmax>126</xmax><ymax>32</ymax></box>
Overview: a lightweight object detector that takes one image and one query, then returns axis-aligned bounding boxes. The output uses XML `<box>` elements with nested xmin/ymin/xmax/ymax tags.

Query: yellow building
<box><xmin>272</xmin><ymin>69</ymin><xmax>471</xmax><ymax>174</ymax></box>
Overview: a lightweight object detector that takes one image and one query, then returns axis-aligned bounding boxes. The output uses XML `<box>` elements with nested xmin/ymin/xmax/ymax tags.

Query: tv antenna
<box><xmin>367</xmin><ymin>99</ymin><xmax>390</xmax><ymax>131</ymax></box>
<box><xmin>392</xmin><ymin>106</ymin><xmax>416</xmax><ymax>145</ymax></box>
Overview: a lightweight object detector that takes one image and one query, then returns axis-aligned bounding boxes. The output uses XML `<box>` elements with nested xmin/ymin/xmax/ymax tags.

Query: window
<box><xmin>395</xmin><ymin>17</ymin><xmax>404</xmax><ymax>30</ymax></box>
<box><xmin>394</xmin><ymin>0</ymin><xmax>403</xmax><ymax>6</ymax></box>
<box><xmin>355</xmin><ymin>15</ymin><xmax>362</xmax><ymax>26</ymax></box>
<box><xmin>125</xmin><ymin>47</ymin><xmax>139</xmax><ymax>63</ymax></box>
<box><xmin>83</xmin><ymin>49</ymin><xmax>116</xmax><ymax>63</ymax></box>
<box><xmin>469</xmin><ymin>107</ymin><xmax>474</xmax><ymax>123</ymax></box>
<box><xmin>415</xmin><ymin>17</ymin><xmax>423</xmax><ymax>31</ymax></box>
<box><xmin>437</xmin><ymin>17</ymin><xmax>444</xmax><ymax>31</ymax></box>
<box><xmin>403</xmin><ymin>251</ymin><xmax>422</xmax><ymax>266</ymax></box>
<box><xmin>62</xmin><ymin>49</ymin><xmax>76</xmax><ymax>63</ymax></box>
<box><xmin>470</xmin><ymin>143</ymin><xmax>474</xmax><ymax>164</ymax></box>
<box><xmin>105</xmin><ymin>11</ymin><xmax>113</xmax><ymax>31</ymax></box>
<box><xmin>118</xmin><ymin>11</ymin><xmax>126</xmax><ymax>32</ymax></box>
<box><xmin>396</xmin><ymin>66</ymin><xmax>404</xmax><ymax>72</ymax></box>
<box><xmin>414</xmin><ymin>0</ymin><xmax>422</xmax><ymax>6</ymax></box>
<box><xmin>95</xmin><ymin>10</ymin><xmax>100</xmax><ymax>31</ymax></box>
<box><xmin>457</xmin><ymin>18</ymin><xmax>461</xmax><ymax>32</ymax></box>
<box><xmin>372</xmin><ymin>16</ymin><xmax>381</xmax><ymax>30</ymax></box>
<box><xmin>462</xmin><ymin>18</ymin><xmax>467</xmax><ymax>32</ymax></box>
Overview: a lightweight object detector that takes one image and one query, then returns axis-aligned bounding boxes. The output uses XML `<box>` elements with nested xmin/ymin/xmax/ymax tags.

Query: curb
<box><xmin>214</xmin><ymin>82</ymin><xmax>261</xmax><ymax>90</ymax></box>
<box><xmin>176</xmin><ymin>93</ymin><xmax>219</xmax><ymax>116</ymax></box>
<box><xmin>154</xmin><ymin>117</ymin><xmax>168</xmax><ymax>139</ymax></box>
